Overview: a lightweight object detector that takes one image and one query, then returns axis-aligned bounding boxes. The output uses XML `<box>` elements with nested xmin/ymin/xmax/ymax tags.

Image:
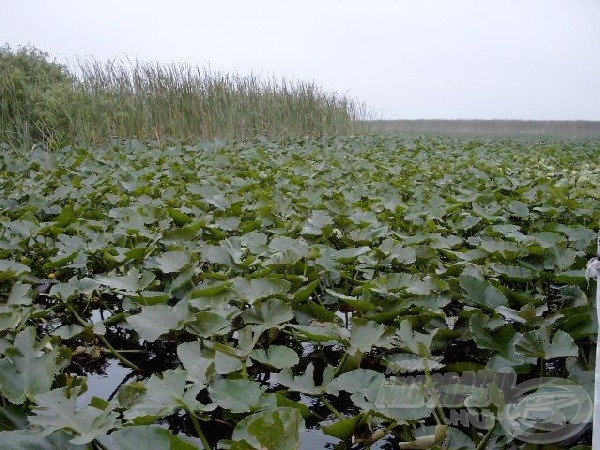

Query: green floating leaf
<box><xmin>0</xmin><ymin>260</ymin><xmax>30</xmax><ymax>282</ymax></box>
<box><xmin>514</xmin><ymin>328</ymin><xmax>578</xmax><ymax>360</ymax></box>
<box><xmin>186</xmin><ymin>311</ymin><xmax>231</xmax><ymax>338</ymax></box>
<box><xmin>30</xmin><ymin>386</ymin><xmax>119</xmax><ymax>445</ymax></box>
<box><xmin>459</xmin><ymin>273</ymin><xmax>507</xmax><ymax>310</ymax></box>
<box><xmin>291</xmin><ymin>279</ymin><xmax>321</xmax><ymax>303</ymax></box>
<box><xmin>383</xmin><ymin>353</ymin><xmax>444</xmax><ymax>374</ymax></box>
<box><xmin>208</xmin><ymin>379</ymin><xmax>275</xmax><ymax>414</ymax></box>
<box><xmin>326</xmin><ymin>289</ymin><xmax>377</xmax><ymax>312</ymax></box>
<box><xmin>469</xmin><ymin>311</ymin><xmax>516</xmax><ymax>357</ymax></box>
<box><xmin>329</xmin><ymin>368</ymin><xmax>433</xmax><ymax>422</ymax></box>
<box><xmin>289</xmin><ymin>324</ymin><xmax>342</xmax><ymax>343</ymax></box>
<box><xmin>392</xmin><ymin>320</ymin><xmax>435</xmax><ymax>357</ymax></box>
<box><xmin>176</xmin><ymin>342</ymin><xmax>214</xmax><ymax>385</ymax></box>
<box><xmin>97</xmin><ymin>425</ymin><xmax>197</xmax><ymax>450</ymax></box>
<box><xmin>146</xmin><ymin>250</ymin><xmax>190</xmax><ymax>274</ymax></box>
<box><xmin>51</xmin><ymin>325</ymin><xmax>85</xmax><ymax>340</ymax></box>
<box><xmin>7</xmin><ymin>283</ymin><xmax>33</xmax><ymax>306</ymax></box>
<box><xmin>250</xmin><ymin>345</ymin><xmax>299</xmax><ymax>369</ymax></box>
<box><xmin>322</xmin><ymin>414</ymin><xmax>363</xmax><ymax>440</ymax></box>
<box><xmin>229</xmin><ymin>407</ymin><xmax>304</xmax><ymax>450</ymax></box>
<box><xmin>122</xmin><ymin>368</ymin><xmax>214</xmax><ymax>421</ymax></box>
<box><xmin>95</xmin><ymin>269</ymin><xmax>155</xmax><ymax>293</ymax></box>
<box><xmin>275</xmin><ymin>363</ymin><xmax>336</xmax><ymax>396</ymax></box>
<box><xmin>332</xmin><ymin>246</ymin><xmax>370</xmax><ymax>263</ymax></box>
<box><xmin>241</xmin><ymin>298</ymin><xmax>294</xmax><ymax>329</ymax></box>
<box><xmin>126</xmin><ymin>301</ymin><xmax>191</xmax><ymax>342</ymax></box>
<box><xmin>0</xmin><ymin>430</ymin><xmax>87</xmax><ymax>450</ymax></box>
<box><xmin>0</xmin><ymin>327</ymin><xmax>59</xmax><ymax>405</ymax></box>
<box><xmin>347</xmin><ymin>318</ymin><xmax>386</xmax><ymax>356</ymax></box>
<box><xmin>232</xmin><ymin>278</ymin><xmax>291</xmax><ymax>304</ymax></box>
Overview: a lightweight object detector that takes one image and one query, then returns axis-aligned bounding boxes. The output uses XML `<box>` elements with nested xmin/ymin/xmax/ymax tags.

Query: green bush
<box><xmin>0</xmin><ymin>44</ymin><xmax>77</xmax><ymax>148</ymax></box>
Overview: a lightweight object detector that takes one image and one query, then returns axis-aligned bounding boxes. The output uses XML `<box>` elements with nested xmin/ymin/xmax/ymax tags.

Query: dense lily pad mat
<box><xmin>0</xmin><ymin>135</ymin><xmax>598</xmax><ymax>449</ymax></box>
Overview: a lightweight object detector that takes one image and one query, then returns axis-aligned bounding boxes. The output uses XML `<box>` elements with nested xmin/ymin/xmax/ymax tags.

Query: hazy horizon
<box><xmin>2</xmin><ymin>0</ymin><xmax>599</xmax><ymax>121</ymax></box>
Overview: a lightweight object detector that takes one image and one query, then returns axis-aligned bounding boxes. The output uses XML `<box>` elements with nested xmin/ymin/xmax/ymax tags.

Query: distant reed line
<box><xmin>0</xmin><ymin>46</ymin><xmax>365</xmax><ymax>148</ymax></box>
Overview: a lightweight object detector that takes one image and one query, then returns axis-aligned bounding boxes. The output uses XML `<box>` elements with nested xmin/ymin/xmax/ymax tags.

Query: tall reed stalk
<box><xmin>1</xmin><ymin>46</ymin><xmax>365</xmax><ymax>148</ymax></box>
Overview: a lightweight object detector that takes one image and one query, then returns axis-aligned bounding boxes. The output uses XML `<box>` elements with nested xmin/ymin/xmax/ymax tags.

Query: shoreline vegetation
<box><xmin>362</xmin><ymin>119</ymin><xmax>600</xmax><ymax>137</ymax></box>
<box><xmin>0</xmin><ymin>44</ymin><xmax>364</xmax><ymax>149</ymax></box>
<box><xmin>1</xmin><ymin>44</ymin><xmax>598</xmax><ymax>150</ymax></box>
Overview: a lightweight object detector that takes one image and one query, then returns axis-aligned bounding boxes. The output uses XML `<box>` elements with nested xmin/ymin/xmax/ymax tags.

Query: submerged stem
<box><xmin>67</xmin><ymin>303</ymin><xmax>141</xmax><ymax>372</ymax></box>
<box><xmin>188</xmin><ymin>411</ymin><xmax>210</xmax><ymax>450</ymax></box>
<box><xmin>320</xmin><ymin>396</ymin><xmax>344</xmax><ymax>420</ymax></box>
<box><xmin>475</xmin><ymin>422</ymin><xmax>496</xmax><ymax>450</ymax></box>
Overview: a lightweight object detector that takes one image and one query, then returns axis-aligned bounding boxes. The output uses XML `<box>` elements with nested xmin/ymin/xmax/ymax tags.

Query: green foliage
<box><xmin>0</xmin><ymin>135</ymin><xmax>597</xmax><ymax>448</ymax></box>
<box><xmin>0</xmin><ymin>44</ymin><xmax>75</xmax><ymax>148</ymax></box>
<box><xmin>0</xmin><ymin>44</ymin><xmax>363</xmax><ymax>148</ymax></box>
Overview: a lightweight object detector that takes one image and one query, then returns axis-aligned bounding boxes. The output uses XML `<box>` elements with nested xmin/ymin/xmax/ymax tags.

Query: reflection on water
<box><xmin>76</xmin><ymin>359</ymin><xmax>132</xmax><ymax>407</ymax></box>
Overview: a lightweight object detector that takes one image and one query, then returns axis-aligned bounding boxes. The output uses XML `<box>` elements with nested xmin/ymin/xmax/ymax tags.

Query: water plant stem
<box><xmin>475</xmin><ymin>422</ymin><xmax>496</xmax><ymax>450</ymax></box>
<box><xmin>188</xmin><ymin>410</ymin><xmax>211</xmax><ymax>450</ymax></box>
<box><xmin>67</xmin><ymin>304</ymin><xmax>141</xmax><ymax>372</ymax></box>
<box><xmin>320</xmin><ymin>396</ymin><xmax>344</xmax><ymax>420</ymax></box>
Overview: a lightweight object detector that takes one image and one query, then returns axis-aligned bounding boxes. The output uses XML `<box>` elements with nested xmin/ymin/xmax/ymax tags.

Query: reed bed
<box><xmin>0</xmin><ymin>46</ymin><xmax>364</xmax><ymax>148</ymax></box>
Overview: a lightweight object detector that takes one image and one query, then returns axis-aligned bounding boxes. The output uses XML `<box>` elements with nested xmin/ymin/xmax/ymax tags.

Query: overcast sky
<box><xmin>2</xmin><ymin>0</ymin><xmax>599</xmax><ymax>120</ymax></box>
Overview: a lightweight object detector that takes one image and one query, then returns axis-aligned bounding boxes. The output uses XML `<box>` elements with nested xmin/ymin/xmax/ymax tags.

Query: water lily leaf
<box><xmin>274</xmin><ymin>393</ymin><xmax>313</xmax><ymax>419</ymax></box>
<box><xmin>188</xmin><ymin>279</ymin><xmax>232</xmax><ymax>298</ymax></box>
<box><xmin>383</xmin><ymin>353</ymin><xmax>445</xmax><ymax>374</ymax></box>
<box><xmin>274</xmin><ymin>363</ymin><xmax>336</xmax><ymax>396</ymax></box>
<box><xmin>208</xmin><ymin>379</ymin><xmax>275</xmax><ymax>414</ymax></box>
<box><xmin>250</xmin><ymin>345</ymin><xmax>299</xmax><ymax>369</ymax></box>
<box><xmin>0</xmin><ymin>327</ymin><xmax>59</xmax><ymax>405</ymax></box>
<box><xmin>514</xmin><ymin>328</ymin><xmax>578</xmax><ymax>359</ymax></box>
<box><xmin>291</xmin><ymin>279</ymin><xmax>321</xmax><ymax>303</ymax></box>
<box><xmin>332</xmin><ymin>247</ymin><xmax>370</xmax><ymax>263</ymax></box>
<box><xmin>392</xmin><ymin>320</ymin><xmax>435</xmax><ymax>357</ymax></box>
<box><xmin>288</xmin><ymin>324</ymin><xmax>342</xmax><ymax>343</ymax></box>
<box><xmin>326</xmin><ymin>289</ymin><xmax>377</xmax><ymax>312</ymax></box>
<box><xmin>322</xmin><ymin>414</ymin><xmax>363</xmax><ymax>440</ymax></box>
<box><xmin>295</xmin><ymin>300</ymin><xmax>340</xmax><ymax>323</ymax></box>
<box><xmin>229</xmin><ymin>407</ymin><xmax>303</xmax><ymax>450</ymax></box>
<box><xmin>29</xmin><ymin>386</ymin><xmax>119</xmax><ymax>445</ymax></box>
<box><xmin>48</xmin><ymin>278</ymin><xmax>97</xmax><ymax>301</ymax></box>
<box><xmin>469</xmin><ymin>311</ymin><xmax>517</xmax><ymax>357</ymax></box>
<box><xmin>0</xmin><ymin>308</ymin><xmax>25</xmax><ymax>333</ymax></box>
<box><xmin>0</xmin><ymin>430</ymin><xmax>87</xmax><ymax>449</ymax></box>
<box><xmin>95</xmin><ymin>269</ymin><xmax>155</xmax><ymax>293</ymax></box>
<box><xmin>269</xmin><ymin>236</ymin><xmax>309</xmax><ymax>256</ymax></box>
<box><xmin>176</xmin><ymin>341</ymin><xmax>214</xmax><ymax>385</ymax></box>
<box><xmin>7</xmin><ymin>283</ymin><xmax>33</xmax><ymax>306</ymax></box>
<box><xmin>459</xmin><ymin>273</ymin><xmax>507</xmax><ymax>310</ymax></box>
<box><xmin>329</xmin><ymin>368</ymin><xmax>433</xmax><ymax>422</ymax></box>
<box><xmin>347</xmin><ymin>318</ymin><xmax>386</xmax><ymax>356</ymax></box>
<box><xmin>146</xmin><ymin>251</ymin><xmax>190</xmax><ymax>274</ymax></box>
<box><xmin>241</xmin><ymin>298</ymin><xmax>293</xmax><ymax>329</ymax></box>
<box><xmin>96</xmin><ymin>425</ymin><xmax>197</xmax><ymax>450</ymax></box>
<box><xmin>51</xmin><ymin>325</ymin><xmax>85</xmax><ymax>340</ymax></box>
<box><xmin>122</xmin><ymin>369</ymin><xmax>213</xmax><ymax>421</ymax></box>
<box><xmin>232</xmin><ymin>278</ymin><xmax>291</xmax><ymax>304</ymax></box>
<box><xmin>412</xmin><ymin>425</ymin><xmax>474</xmax><ymax>450</ymax></box>
<box><xmin>126</xmin><ymin>301</ymin><xmax>191</xmax><ymax>342</ymax></box>
<box><xmin>328</xmin><ymin>369</ymin><xmax>384</xmax><ymax>398</ymax></box>
<box><xmin>489</xmin><ymin>263</ymin><xmax>536</xmax><ymax>281</ymax></box>
<box><xmin>265</xmin><ymin>248</ymin><xmax>303</xmax><ymax>266</ymax></box>
<box><xmin>0</xmin><ymin>260</ymin><xmax>30</xmax><ymax>282</ymax></box>
<box><xmin>186</xmin><ymin>311</ymin><xmax>231</xmax><ymax>338</ymax></box>
<box><xmin>214</xmin><ymin>351</ymin><xmax>244</xmax><ymax>375</ymax></box>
